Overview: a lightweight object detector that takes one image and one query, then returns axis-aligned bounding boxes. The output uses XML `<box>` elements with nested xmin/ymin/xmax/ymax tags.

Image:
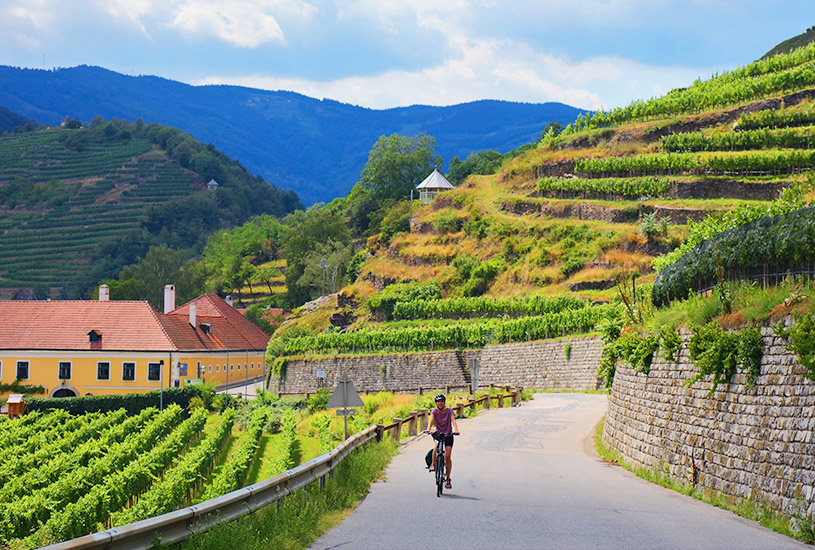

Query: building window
<box><xmin>58</xmin><ymin>361</ymin><xmax>72</xmax><ymax>380</ymax></box>
<box><xmin>250</xmin><ymin>362</ymin><xmax>254</xmax><ymax>370</ymax></box>
<box><xmin>122</xmin><ymin>362</ymin><xmax>136</xmax><ymax>381</ymax></box>
<box><xmin>216</xmin><ymin>364</ymin><xmax>220</xmax><ymax>372</ymax></box>
<box><xmin>16</xmin><ymin>361</ymin><xmax>28</xmax><ymax>380</ymax></box>
<box><xmin>208</xmin><ymin>365</ymin><xmax>212</xmax><ymax>373</ymax></box>
<box><xmin>197</xmin><ymin>361</ymin><xmax>202</xmax><ymax>378</ymax></box>
<box><xmin>148</xmin><ymin>362</ymin><xmax>161</xmax><ymax>381</ymax></box>
<box><xmin>231</xmin><ymin>363</ymin><xmax>234</xmax><ymax>371</ymax></box>
<box><xmin>97</xmin><ymin>362</ymin><xmax>110</xmax><ymax>381</ymax></box>
<box><xmin>237</xmin><ymin>363</ymin><xmax>241</xmax><ymax>371</ymax></box>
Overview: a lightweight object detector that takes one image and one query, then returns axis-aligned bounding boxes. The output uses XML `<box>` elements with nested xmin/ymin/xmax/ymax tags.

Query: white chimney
<box><xmin>225</xmin><ymin>295</ymin><xmax>233</xmax><ymax>307</ymax></box>
<box><xmin>164</xmin><ymin>284</ymin><xmax>176</xmax><ymax>314</ymax></box>
<box><xmin>189</xmin><ymin>303</ymin><xmax>197</xmax><ymax>328</ymax></box>
<box><xmin>99</xmin><ymin>285</ymin><xmax>109</xmax><ymax>301</ymax></box>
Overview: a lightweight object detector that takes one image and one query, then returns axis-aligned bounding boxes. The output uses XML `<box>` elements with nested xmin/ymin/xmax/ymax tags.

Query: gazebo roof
<box><xmin>416</xmin><ymin>169</ymin><xmax>454</xmax><ymax>190</ymax></box>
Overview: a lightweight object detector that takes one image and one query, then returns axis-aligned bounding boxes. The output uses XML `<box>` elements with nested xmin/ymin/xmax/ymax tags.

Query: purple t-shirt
<box><xmin>431</xmin><ymin>406</ymin><xmax>454</xmax><ymax>434</ymax></box>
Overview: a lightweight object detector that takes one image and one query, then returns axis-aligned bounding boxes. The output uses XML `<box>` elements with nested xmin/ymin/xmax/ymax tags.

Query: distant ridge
<box><xmin>0</xmin><ymin>105</ymin><xmax>36</xmax><ymax>132</ymax></box>
<box><xmin>0</xmin><ymin>65</ymin><xmax>588</xmax><ymax>205</ymax></box>
<box><xmin>762</xmin><ymin>27</ymin><xmax>815</xmax><ymax>59</ymax></box>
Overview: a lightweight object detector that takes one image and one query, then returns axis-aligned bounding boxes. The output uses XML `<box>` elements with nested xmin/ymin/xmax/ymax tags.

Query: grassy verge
<box><xmin>593</xmin><ymin>417</ymin><xmax>814</xmax><ymax>543</ymax></box>
<box><xmin>167</xmin><ymin>438</ymin><xmax>398</xmax><ymax>550</ymax></box>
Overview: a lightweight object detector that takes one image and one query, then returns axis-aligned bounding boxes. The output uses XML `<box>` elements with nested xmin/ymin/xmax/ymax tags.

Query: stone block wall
<box><xmin>603</xmin><ymin>326</ymin><xmax>815</xmax><ymax>516</ymax></box>
<box><xmin>476</xmin><ymin>336</ymin><xmax>604</xmax><ymax>391</ymax></box>
<box><xmin>267</xmin><ymin>335</ymin><xmax>604</xmax><ymax>394</ymax></box>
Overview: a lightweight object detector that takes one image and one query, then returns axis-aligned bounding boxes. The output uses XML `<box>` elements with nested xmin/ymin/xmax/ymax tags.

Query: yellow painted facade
<box><xmin>1</xmin><ymin>350</ymin><xmax>267</xmax><ymax>398</ymax></box>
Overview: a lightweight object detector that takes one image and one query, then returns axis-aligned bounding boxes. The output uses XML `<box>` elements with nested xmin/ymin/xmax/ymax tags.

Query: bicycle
<box><xmin>427</xmin><ymin>431</ymin><xmax>457</xmax><ymax>497</ymax></box>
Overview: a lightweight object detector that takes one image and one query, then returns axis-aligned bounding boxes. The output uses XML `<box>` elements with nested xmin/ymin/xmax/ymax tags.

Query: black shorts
<box><xmin>433</xmin><ymin>432</ymin><xmax>454</xmax><ymax>447</ymax></box>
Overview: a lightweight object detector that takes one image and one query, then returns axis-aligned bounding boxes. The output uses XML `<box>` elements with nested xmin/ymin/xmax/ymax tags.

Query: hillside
<box><xmin>762</xmin><ymin>26</ymin><xmax>815</xmax><ymax>59</ymax></box>
<box><xmin>0</xmin><ymin>120</ymin><xmax>301</xmax><ymax>297</ymax></box>
<box><xmin>0</xmin><ymin>106</ymin><xmax>36</xmax><ymax>133</ymax></box>
<box><xmin>270</xmin><ymin>41</ymin><xmax>815</xmax><ymax>358</ymax></box>
<box><xmin>0</xmin><ymin>65</ymin><xmax>588</xmax><ymax>205</ymax></box>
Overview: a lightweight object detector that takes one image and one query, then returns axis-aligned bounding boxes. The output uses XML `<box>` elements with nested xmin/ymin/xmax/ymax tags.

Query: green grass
<box><xmin>594</xmin><ymin>417</ymin><xmax>813</xmax><ymax>543</ymax></box>
<box><xmin>167</xmin><ymin>439</ymin><xmax>398</xmax><ymax>550</ymax></box>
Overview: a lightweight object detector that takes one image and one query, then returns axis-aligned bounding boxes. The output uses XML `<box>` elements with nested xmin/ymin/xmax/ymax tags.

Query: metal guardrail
<box><xmin>41</xmin><ymin>387</ymin><xmax>522</xmax><ymax>550</ymax></box>
<box><xmin>40</xmin><ymin>425</ymin><xmax>380</xmax><ymax>550</ymax></box>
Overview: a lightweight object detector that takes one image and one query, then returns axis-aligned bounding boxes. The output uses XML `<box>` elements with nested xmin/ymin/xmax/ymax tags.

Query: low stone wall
<box><xmin>476</xmin><ymin>337</ymin><xmax>604</xmax><ymax>391</ymax></box>
<box><xmin>603</xmin><ymin>326</ymin><xmax>815</xmax><ymax>516</ymax></box>
<box><xmin>267</xmin><ymin>336</ymin><xmax>605</xmax><ymax>394</ymax></box>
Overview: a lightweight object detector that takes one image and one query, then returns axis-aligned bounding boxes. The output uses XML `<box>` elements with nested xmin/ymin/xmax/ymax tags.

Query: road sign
<box><xmin>327</xmin><ymin>375</ymin><xmax>364</xmax><ymax>408</ymax></box>
<box><xmin>327</xmin><ymin>374</ymin><xmax>364</xmax><ymax>439</ymax></box>
<box><xmin>315</xmin><ymin>369</ymin><xmax>326</xmax><ymax>379</ymax></box>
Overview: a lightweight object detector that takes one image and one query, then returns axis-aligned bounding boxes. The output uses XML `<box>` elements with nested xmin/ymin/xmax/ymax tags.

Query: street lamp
<box><xmin>159</xmin><ymin>359</ymin><xmax>164</xmax><ymax>410</ymax></box>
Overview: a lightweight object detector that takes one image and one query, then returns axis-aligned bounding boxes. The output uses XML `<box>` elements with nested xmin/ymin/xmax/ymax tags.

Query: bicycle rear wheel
<box><xmin>436</xmin><ymin>453</ymin><xmax>445</xmax><ymax>497</ymax></box>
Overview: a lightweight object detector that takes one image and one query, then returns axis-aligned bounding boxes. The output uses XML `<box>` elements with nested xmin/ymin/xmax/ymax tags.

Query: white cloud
<box><xmin>196</xmin><ymin>29</ymin><xmax>712</xmax><ymax>111</ymax></box>
<box><xmin>98</xmin><ymin>0</ymin><xmax>155</xmax><ymax>34</ymax></box>
<box><xmin>168</xmin><ymin>0</ymin><xmax>316</xmax><ymax>48</ymax></box>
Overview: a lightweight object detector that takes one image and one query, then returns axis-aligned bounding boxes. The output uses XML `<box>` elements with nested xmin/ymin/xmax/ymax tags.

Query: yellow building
<box><xmin>0</xmin><ymin>286</ymin><xmax>269</xmax><ymax>398</ymax></box>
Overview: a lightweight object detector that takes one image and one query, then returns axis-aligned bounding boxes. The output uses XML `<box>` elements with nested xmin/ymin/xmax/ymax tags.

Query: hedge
<box><xmin>652</xmin><ymin>206</ymin><xmax>815</xmax><ymax>305</ymax></box>
<box><xmin>27</xmin><ymin>386</ymin><xmax>201</xmax><ymax>415</ymax></box>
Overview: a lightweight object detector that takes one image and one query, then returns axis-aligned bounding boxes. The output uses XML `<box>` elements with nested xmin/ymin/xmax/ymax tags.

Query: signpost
<box><xmin>326</xmin><ymin>374</ymin><xmax>364</xmax><ymax>440</ymax></box>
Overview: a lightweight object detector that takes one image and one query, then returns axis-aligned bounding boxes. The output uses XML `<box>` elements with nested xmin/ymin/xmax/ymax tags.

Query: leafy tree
<box><xmin>117</xmin><ymin>246</ymin><xmax>203</xmax><ymax>309</ymax></box>
<box><xmin>347</xmin><ymin>133</ymin><xmax>441</xmax><ymax>235</ymax></box>
<box><xmin>447</xmin><ymin>150</ymin><xmax>503</xmax><ymax>184</ymax></box>
<box><xmin>282</xmin><ymin>207</ymin><xmax>351</xmax><ymax>305</ymax></box>
<box><xmin>296</xmin><ymin>241</ymin><xmax>354</xmax><ymax>296</ymax></box>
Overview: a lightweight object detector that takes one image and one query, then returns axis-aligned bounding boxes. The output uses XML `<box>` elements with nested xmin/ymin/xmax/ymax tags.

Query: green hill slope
<box><xmin>0</xmin><ymin>120</ymin><xmax>301</xmax><ymax>297</ymax></box>
<box><xmin>762</xmin><ymin>27</ymin><xmax>815</xmax><ymax>60</ymax></box>
<box><xmin>270</xmin><ymin>40</ymin><xmax>815</xmax><ymax>357</ymax></box>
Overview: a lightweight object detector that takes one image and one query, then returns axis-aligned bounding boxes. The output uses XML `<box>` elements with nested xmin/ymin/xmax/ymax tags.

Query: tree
<box><xmin>117</xmin><ymin>246</ymin><xmax>203</xmax><ymax>309</ymax></box>
<box><xmin>282</xmin><ymin>206</ymin><xmax>351</xmax><ymax>305</ymax></box>
<box><xmin>296</xmin><ymin>242</ymin><xmax>355</xmax><ymax>296</ymax></box>
<box><xmin>347</xmin><ymin>133</ymin><xmax>441</xmax><ymax>235</ymax></box>
<box><xmin>447</xmin><ymin>150</ymin><xmax>503</xmax><ymax>185</ymax></box>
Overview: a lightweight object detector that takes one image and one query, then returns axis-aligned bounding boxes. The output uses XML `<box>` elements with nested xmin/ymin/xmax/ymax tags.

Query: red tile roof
<box><xmin>0</xmin><ymin>295</ymin><xmax>269</xmax><ymax>352</ymax></box>
<box><xmin>0</xmin><ymin>301</ymin><xmax>173</xmax><ymax>351</ymax></box>
<box><xmin>167</xmin><ymin>295</ymin><xmax>270</xmax><ymax>350</ymax></box>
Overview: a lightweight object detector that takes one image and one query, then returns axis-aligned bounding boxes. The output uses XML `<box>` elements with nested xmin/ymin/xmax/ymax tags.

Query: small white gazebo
<box><xmin>415</xmin><ymin>169</ymin><xmax>454</xmax><ymax>204</ymax></box>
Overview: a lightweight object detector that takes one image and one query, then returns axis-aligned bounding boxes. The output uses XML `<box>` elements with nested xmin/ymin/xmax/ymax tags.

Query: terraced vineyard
<box><xmin>0</xmin><ymin>121</ymin><xmax>301</xmax><ymax>297</ymax></box>
<box><xmin>0</xmin><ymin>129</ymin><xmax>201</xmax><ymax>293</ymax></box>
<box><xmin>274</xmin><ymin>41</ymin><xmax>815</xmax><ymax>356</ymax></box>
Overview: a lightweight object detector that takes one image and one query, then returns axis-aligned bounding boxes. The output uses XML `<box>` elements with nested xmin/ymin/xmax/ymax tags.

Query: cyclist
<box><xmin>427</xmin><ymin>394</ymin><xmax>460</xmax><ymax>489</ymax></box>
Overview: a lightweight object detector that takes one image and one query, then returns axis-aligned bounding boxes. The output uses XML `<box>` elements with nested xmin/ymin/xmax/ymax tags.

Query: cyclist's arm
<box><xmin>451</xmin><ymin>411</ymin><xmax>460</xmax><ymax>435</ymax></box>
<box><xmin>426</xmin><ymin>411</ymin><xmax>436</xmax><ymax>432</ymax></box>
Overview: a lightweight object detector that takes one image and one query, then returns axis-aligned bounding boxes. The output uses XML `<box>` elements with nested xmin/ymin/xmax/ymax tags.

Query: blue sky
<box><xmin>1</xmin><ymin>1</ymin><xmax>812</xmax><ymax>111</ymax></box>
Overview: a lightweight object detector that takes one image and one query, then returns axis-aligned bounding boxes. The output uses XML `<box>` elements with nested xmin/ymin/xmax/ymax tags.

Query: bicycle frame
<box><xmin>431</xmin><ymin>432</ymin><xmax>449</xmax><ymax>497</ymax></box>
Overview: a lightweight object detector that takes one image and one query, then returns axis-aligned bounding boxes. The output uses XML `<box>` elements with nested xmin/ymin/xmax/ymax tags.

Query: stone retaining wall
<box><xmin>603</xmin><ymin>326</ymin><xmax>815</xmax><ymax>516</ymax></box>
<box><xmin>267</xmin><ymin>336</ymin><xmax>604</xmax><ymax>394</ymax></box>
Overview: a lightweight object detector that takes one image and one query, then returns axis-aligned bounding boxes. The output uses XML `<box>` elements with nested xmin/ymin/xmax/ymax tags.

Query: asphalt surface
<box><xmin>310</xmin><ymin>393</ymin><xmax>809</xmax><ymax>550</ymax></box>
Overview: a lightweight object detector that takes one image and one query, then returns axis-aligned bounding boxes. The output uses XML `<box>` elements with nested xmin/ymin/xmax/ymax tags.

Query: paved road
<box><xmin>310</xmin><ymin>393</ymin><xmax>808</xmax><ymax>550</ymax></box>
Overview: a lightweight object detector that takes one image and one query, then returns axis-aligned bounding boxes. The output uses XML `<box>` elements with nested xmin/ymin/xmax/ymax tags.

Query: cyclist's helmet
<box><xmin>434</xmin><ymin>394</ymin><xmax>446</xmax><ymax>402</ymax></box>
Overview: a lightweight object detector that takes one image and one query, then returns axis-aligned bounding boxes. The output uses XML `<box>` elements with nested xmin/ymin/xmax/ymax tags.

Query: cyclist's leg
<box><xmin>430</xmin><ymin>440</ymin><xmax>439</xmax><ymax>471</ymax></box>
<box><xmin>445</xmin><ymin>445</ymin><xmax>452</xmax><ymax>479</ymax></box>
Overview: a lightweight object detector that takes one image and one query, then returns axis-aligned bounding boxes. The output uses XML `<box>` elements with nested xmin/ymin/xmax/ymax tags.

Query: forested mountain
<box><xmin>0</xmin><ymin>106</ymin><xmax>36</xmax><ymax>133</ymax></box>
<box><xmin>0</xmin><ymin>119</ymin><xmax>301</xmax><ymax>298</ymax></box>
<box><xmin>0</xmin><ymin>65</ymin><xmax>587</xmax><ymax>205</ymax></box>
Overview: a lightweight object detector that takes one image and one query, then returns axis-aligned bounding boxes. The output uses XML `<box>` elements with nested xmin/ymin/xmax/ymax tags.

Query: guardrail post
<box><xmin>455</xmin><ymin>404</ymin><xmax>463</xmax><ymax>418</ymax></box>
<box><xmin>483</xmin><ymin>395</ymin><xmax>490</xmax><ymax>409</ymax></box>
<box><xmin>419</xmin><ymin>409</ymin><xmax>428</xmax><ymax>431</ymax></box>
<box><xmin>375</xmin><ymin>424</ymin><xmax>384</xmax><ymax>442</ymax></box>
<box><xmin>497</xmin><ymin>394</ymin><xmax>504</xmax><ymax>408</ymax></box>
<box><xmin>490</xmin><ymin>383</ymin><xmax>495</xmax><ymax>391</ymax></box>
<box><xmin>391</xmin><ymin>418</ymin><xmax>402</xmax><ymax>441</ymax></box>
<box><xmin>407</xmin><ymin>412</ymin><xmax>418</xmax><ymax>436</ymax></box>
